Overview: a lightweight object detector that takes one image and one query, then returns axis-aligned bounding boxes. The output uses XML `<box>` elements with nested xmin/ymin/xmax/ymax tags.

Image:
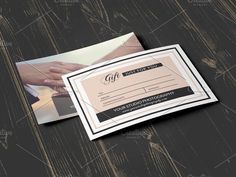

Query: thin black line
<box><xmin>147</xmin><ymin>83</ymin><xmax>178</xmax><ymax>92</ymax></box>
<box><xmin>144</xmin><ymin>79</ymin><xmax>175</xmax><ymax>90</ymax></box>
<box><xmin>101</xmin><ymin>87</ymin><xmax>142</xmax><ymax>102</ymax></box>
<box><xmin>104</xmin><ymin>92</ymin><xmax>144</xmax><ymax>106</ymax></box>
<box><xmin>103</xmin><ymin>83</ymin><xmax>179</xmax><ymax>106</ymax></box>
<box><xmin>102</xmin><ymin>96</ymin><xmax>125</xmax><ymax>104</ymax></box>
<box><xmin>101</xmin><ymin>78</ymin><xmax>174</xmax><ymax>100</ymax></box>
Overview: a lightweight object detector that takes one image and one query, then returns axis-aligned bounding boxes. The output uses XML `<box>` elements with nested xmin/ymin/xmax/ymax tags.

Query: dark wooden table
<box><xmin>0</xmin><ymin>0</ymin><xmax>236</xmax><ymax>177</ymax></box>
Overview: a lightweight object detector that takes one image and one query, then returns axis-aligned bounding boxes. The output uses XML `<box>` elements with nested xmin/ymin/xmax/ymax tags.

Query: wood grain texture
<box><xmin>0</xmin><ymin>0</ymin><xmax>236</xmax><ymax>177</ymax></box>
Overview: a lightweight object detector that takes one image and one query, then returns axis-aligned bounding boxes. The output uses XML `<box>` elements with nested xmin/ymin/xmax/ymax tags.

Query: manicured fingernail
<box><xmin>50</xmin><ymin>67</ymin><xmax>56</xmax><ymax>70</ymax></box>
<box><xmin>44</xmin><ymin>79</ymin><xmax>50</xmax><ymax>83</ymax></box>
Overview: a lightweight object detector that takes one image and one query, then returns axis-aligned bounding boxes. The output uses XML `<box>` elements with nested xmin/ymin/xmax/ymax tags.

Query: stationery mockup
<box><xmin>63</xmin><ymin>44</ymin><xmax>218</xmax><ymax>140</ymax></box>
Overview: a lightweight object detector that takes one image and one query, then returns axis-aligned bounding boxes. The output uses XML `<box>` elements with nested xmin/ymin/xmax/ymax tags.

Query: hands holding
<box><xmin>17</xmin><ymin>61</ymin><xmax>87</xmax><ymax>92</ymax></box>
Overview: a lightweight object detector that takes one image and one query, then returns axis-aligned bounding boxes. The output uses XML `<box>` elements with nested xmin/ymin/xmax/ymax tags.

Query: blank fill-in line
<box><xmin>103</xmin><ymin>84</ymin><xmax>179</xmax><ymax>106</ymax></box>
<box><xmin>98</xmin><ymin>74</ymin><xmax>171</xmax><ymax>97</ymax></box>
<box><xmin>101</xmin><ymin>78</ymin><xmax>175</xmax><ymax>102</ymax></box>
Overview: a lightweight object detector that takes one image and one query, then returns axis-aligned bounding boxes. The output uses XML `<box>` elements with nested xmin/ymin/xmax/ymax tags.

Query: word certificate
<box><xmin>63</xmin><ymin>45</ymin><xmax>217</xmax><ymax>140</ymax></box>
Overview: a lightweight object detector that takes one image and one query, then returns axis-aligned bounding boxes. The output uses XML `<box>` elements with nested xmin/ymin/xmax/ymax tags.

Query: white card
<box><xmin>63</xmin><ymin>44</ymin><xmax>218</xmax><ymax>140</ymax></box>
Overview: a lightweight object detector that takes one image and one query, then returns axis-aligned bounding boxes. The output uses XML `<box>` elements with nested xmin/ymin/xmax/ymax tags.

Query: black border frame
<box><xmin>67</xmin><ymin>47</ymin><xmax>211</xmax><ymax>135</ymax></box>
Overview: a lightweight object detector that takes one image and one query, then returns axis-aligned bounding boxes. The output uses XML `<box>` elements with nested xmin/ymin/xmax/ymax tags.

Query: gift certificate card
<box><xmin>63</xmin><ymin>44</ymin><xmax>218</xmax><ymax>140</ymax></box>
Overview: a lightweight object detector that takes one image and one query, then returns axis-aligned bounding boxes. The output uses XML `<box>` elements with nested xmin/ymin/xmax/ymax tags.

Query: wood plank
<box><xmin>0</xmin><ymin>13</ymin><xmax>52</xmax><ymax>177</ymax></box>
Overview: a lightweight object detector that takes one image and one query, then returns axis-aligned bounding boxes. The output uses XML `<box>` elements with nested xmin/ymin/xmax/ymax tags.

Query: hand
<box><xmin>17</xmin><ymin>61</ymin><xmax>86</xmax><ymax>90</ymax></box>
